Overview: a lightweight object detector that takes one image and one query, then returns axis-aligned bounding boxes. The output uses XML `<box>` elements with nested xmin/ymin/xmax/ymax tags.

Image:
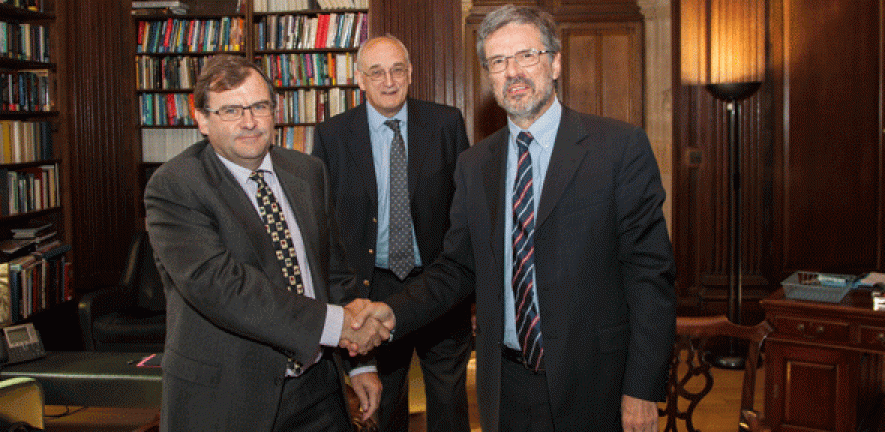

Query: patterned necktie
<box><xmin>385</xmin><ymin>119</ymin><xmax>415</xmax><ymax>280</ymax></box>
<box><xmin>250</xmin><ymin>171</ymin><xmax>304</xmax><ymax>295</ymax></box>
<box><xmin>512</xmin><ymin>131</ymin><xmax>544</xmax><ymax>371</ymax></box>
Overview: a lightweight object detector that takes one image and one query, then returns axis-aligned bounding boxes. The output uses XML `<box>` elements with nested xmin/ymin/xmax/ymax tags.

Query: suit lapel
<box><xmin>406</xmin><ymin>100</ymin><xmax>426</xmax><ymax>201</ymax></box>
<box><xmin>200</xmin><ymin>146</ymin><xmax>280</xmax><ymax>278</ymax></box>
<box><xmin>537</xmin><ymin>108</ymin><xmax>590</xmax><ymax>228</ymax></box>
<box><xmin>481</xmin><ymin>129</ymin><xmax>508</xmax><ymax>269</ymax></box>
<box><xmin>346</xmin><ymin>105</ymin><xmax>378</xmax><ymax>206</ymax></box>
<box><xmin>272</xmin><ymin>152</ymin><xmax>330</xmax><ymax>303</ymax></box>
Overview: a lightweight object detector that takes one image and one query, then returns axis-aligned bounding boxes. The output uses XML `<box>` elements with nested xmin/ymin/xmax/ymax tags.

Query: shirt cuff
<box><xmin>320</xmin><ymin>304</ymin><xmax>344</xmax><ymax>347</ymax></box>
<box><xmin>348</xmin><ymin>365</ymin><xmax>378</xmax><ymax>376</ymax></box>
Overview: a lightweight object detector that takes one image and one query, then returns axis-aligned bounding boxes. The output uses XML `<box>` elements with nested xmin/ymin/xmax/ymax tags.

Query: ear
<box><xmin>551</xmin><ymin>51</ymin><xmax>562</xmax><ymax>81</ymax></box>
<box><xmin>194</xmin><ymin>109</ymin><xmax>210</xmax><ymax>136</ymax></box>
<box><xmin>356</xmin><ymin>70</ymin><xmax>367</xmax><ymax>92</ymax></box>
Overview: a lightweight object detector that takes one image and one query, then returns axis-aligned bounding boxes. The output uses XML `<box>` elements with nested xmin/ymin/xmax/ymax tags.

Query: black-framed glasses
<box><xmin>361</xmin><ymin>65</ymin><xmax>409</xmax><ymax>82</ymax></box>
<box><xmin>484</xmin><ymin>49</ymin><xmax>556</xmax><ymax>73</ymax></box>
<box><xmin>203</xmin><ymin>101</ymin><xmax>275</xmax><ymax>121</ymax></box>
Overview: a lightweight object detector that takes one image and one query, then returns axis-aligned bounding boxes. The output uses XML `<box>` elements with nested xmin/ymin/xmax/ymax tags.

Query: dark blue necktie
<box><xmin>512</xmin><ymin>131</ymin><xmax>543</xmax><ymax>371</ymax></box>
<box><xmin>385</xmin><ymin>119</ymin><xmax>415</xmax><ymax>280</ymax></box>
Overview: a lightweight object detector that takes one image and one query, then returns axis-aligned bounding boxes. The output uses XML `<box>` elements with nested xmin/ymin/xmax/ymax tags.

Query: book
<box><xmin>0</xmin><ymin>262</ymin><xmax>10</xmax><ymax>325</ymax></box>
<box><xmin>10</xmin><ymin>221</ymin><xmax>51</xmax><ymax>238</ymax></box>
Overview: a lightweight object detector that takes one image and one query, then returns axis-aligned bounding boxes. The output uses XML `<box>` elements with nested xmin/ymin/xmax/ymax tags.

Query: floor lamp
<box><xmin>707</xmin><ymin>82</ymin><xmax>761</xmax><ymax>370</ymax></box>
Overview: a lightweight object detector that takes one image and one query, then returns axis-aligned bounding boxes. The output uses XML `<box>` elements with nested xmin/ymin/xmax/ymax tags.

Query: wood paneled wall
<box><xmin>370</xmin><ymin>0</ymin><xmax>465</xmax><ymax>114</ymax></box>
<box><xmin>60</xmin><ymin>0</ymin><xmax>141</xmax><ymax>292</ymax></box>
<box><xmin>672</xmin><ymin>0</ymin><xmax>885</xmax><ymax>320</ymax></box>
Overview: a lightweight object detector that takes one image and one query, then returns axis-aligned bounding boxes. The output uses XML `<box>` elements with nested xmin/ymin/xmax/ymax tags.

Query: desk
<box><xmin>762</xmin><ymin>289</ymin><xmax>885</xmax><ymax>432</ymax></box>
<box><xmin>0</xmin><ymin>351</ymin><xmax>161</xmax><ymax>409</ymax></box>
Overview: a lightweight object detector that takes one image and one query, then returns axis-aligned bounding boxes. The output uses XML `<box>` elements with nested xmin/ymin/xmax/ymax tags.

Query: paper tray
<box><xmin>781</xmin><ymin>271</ymin><xmax>854</xmax><ymax>303</ymax></box>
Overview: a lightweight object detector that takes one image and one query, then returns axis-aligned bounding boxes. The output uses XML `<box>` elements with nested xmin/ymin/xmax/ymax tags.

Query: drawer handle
<box><xmin>797</xmin><ymin>323</ymin><xmax>824</xmax><ymax>339</ymax></box>
<box><xmin>877</xmin><ymin>333</ymin><xmax>885</xmax><ymax>344</ymax></box>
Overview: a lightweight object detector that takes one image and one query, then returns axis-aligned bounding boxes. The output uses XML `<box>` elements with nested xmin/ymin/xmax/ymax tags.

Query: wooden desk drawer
<box><xmin>858</xmin><ymin>326</ymin><xmax>885</xmax><ymax>351</ymax></box>
<box><xmin>770</xmin><ymin>316</ymin><xmax>849</xmax><ymax>344</ymax></box>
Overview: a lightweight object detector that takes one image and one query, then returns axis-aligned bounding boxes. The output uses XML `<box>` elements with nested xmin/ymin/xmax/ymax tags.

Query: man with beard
<box><xmin>350</xmin><ymin>4</ymin><xmax>676</xmax><ymax>432</ymax></box>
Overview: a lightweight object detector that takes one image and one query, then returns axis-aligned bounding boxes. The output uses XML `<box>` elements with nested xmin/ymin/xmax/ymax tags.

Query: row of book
<box><xmin>140</xmin><ymin>124</ymin><xmax>320</xmax><ymax>163</ymax></box>
<box><xmin>273</xmin><ymin>87</ymin><xmax>363</xmax><ymax>124</ymax></box>
<box><xmin>139</xmin><ymin>92</ymin><xmax>196</xmax><ymax>127</ymax></box>
<box><xmin>0</xmin><ymin>120</ymin><xmax>52</xmax><ymax>164</ymax></box>
<box><xmin>136</xmin><ymin>17</ymin><xmax>246</xmax><ymax>54</ymax></box>
<box><xmin>0</xmin><ymin>240</ymin><xmax>71</xmax><ymax>324</ymax></box>
<box><xmin>274</xmin><ymin>125</ymin><xmax>314</xmax><ymax>154</ymax></box>
<box><xmin>141</xmin><ymin>128</ymin><xmax>203</xmax><ymax>163</ymax></box>
<box><xmin>135</xmin><ymin>55</ymin><xmax>207</xmax><ymax>90</ymax></box>
<box><xmin>254</xmin><ymin>12</ymin><xmax>367</xmax><ymax>50</ymax></box>
<box><xmin>0</xmin><ymin>163</ymin><xmax>59</xmax><ymax>216</ymax></box>
<box><xmin>259</xmin><ymin>52</ymin><xmax>357</xmax><ymax>88</ymax></box>
<box><xmin>0</xmin><ymin>70</ymin><xmax>51</xmax><ymax>112</ymax></box>
<box><xmin>254</xmin><ymin>0</ymin><xmax>367</xmax><ymax>12</ymax></box>
<box><xmin>0</xmin><ymin>21</ymin><xmax>49</xmax><ymax>63</ymax></box>
<box><xmin>1</xmin><ymin>0</ymin><xmax>44</xmax><ymax>12</ymax></box>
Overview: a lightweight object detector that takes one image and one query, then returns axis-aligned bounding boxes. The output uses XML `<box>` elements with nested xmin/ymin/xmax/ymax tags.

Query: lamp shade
<box><xmin>681</xmin><ymin>0</ymin><xmax>765</xmax><ymax>85</ymax></box>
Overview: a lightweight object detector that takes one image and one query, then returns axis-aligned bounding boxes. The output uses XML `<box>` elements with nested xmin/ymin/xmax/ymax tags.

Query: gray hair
<box><xmin>356</xmin><ymin>35</ymin><xmax>411</xmax><ymax>70</ymax></box>
<box><xmin>475</xmin><ymin>5</ymin><xmax>561</xmax><ymax>66</ymax></box>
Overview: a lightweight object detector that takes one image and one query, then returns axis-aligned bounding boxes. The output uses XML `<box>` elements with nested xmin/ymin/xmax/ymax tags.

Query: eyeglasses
<box><xmin>484</xmin><ymin>49</ymin><xmax>556</xmax><ymax>73</ymax></box>
<box><xmin>203</xmin><ymin>101</ymin><xmax>275</xmax><ymax>121</ymax></box>
<box><xmin>361</xmin><ymin>66</ymin><xmax>409</xmax><ymax>82</ymax></box>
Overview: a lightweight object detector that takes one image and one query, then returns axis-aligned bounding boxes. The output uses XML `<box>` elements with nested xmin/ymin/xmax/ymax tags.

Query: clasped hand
<box><xmin>339</xmin><ymin>299</ymin><xmax>396</xmax><ymax>357</ymax></box>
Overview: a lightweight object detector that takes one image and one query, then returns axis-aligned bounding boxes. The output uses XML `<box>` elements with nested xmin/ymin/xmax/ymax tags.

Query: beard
<box><xmin>495</xmin><ymin>76</ymin><xmax>555</xmax><ymax>124</ymax></box>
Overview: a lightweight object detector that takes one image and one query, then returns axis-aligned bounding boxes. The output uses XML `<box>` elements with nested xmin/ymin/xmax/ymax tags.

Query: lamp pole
<box><xmin>706</xmin><ymin>81</ymin><xmax>761</xmax><ymax>370</ymax></box>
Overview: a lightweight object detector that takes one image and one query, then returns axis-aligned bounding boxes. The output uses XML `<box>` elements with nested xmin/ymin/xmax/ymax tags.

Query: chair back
<box><xmin>122</xmin><ymin>231</ymin><xmax>165</xmax><ymax>313</ymax></box>
<box><xmin>659</xmin><ymin>315</ymin><xmax>773</xmax><ymax>432</ymax></box>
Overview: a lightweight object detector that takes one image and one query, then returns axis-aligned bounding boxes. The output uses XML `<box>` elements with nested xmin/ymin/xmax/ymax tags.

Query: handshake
<box><xmin>338</xmin><ymin>299</ymin><xmax>396</xmax><ymax>357</ymax></box>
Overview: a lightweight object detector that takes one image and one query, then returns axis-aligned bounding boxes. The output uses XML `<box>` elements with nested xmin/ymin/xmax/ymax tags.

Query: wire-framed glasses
<box><xmin>484</xmin><ymin>49</ymin><xmax>556</xmax><ymax>73</ymax></box>
<box><xmin>204</xmin><ymin>101</ymin><xmax>275</xmax><ymax>121</ymax></box>
<box><xmin>361</xmin><ymin>66</ymin><xmax>409</xmax><ymax>82</ymax></box>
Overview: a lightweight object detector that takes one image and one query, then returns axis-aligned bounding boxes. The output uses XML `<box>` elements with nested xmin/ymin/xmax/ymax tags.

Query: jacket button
<box><xmin>363</xmin><ymin>280</ymin><xmax>370</xmax><ymax>286</ymax></box>
<box><xmin>368</xmin><ymin>248</ymin><xmax>374</xmax><ymax>255</ymax></box>
<box><xmin>372</xmin><ymin>217</ymin><xmax>377</xmax><ymax>223</ymax></box>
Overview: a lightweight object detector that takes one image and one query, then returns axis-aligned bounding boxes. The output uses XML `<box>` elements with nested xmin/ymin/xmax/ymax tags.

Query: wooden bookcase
<box><xmin>132</xmin><ymin>0</ymin><xmax>368</xmax><ymax>178</ymax></box>
<box><xmin>0</xmin><ymin>0</ymin><xmax>71</xmax><ymax>325</ymax></box>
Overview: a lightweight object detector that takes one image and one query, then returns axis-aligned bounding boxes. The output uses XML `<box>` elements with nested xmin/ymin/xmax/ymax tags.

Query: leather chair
<box><xmin>659</xmin><ymin>315</ymin><xmax>773</xmax><ymax>432</ymax></box>
<box><xmin>78</xmin><ymin>231</ymin><xmax>166</xmax><ymax>352</ymax></box>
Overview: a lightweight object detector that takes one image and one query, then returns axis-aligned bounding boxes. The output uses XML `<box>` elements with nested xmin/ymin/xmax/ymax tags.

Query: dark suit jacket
<box><xmin>144</xmin><ymin>141</ymin><xmax>355</xmax><ymax>431</ymax></box>
<box><xmin>312</xmin><ymin>98</ymin><xmax>470</xmax><ymax>300</ymax></box>
<box><xmin>386</xmin><ymin>107</ymin><xmax>677</xmax><ymax>431</ymax></box>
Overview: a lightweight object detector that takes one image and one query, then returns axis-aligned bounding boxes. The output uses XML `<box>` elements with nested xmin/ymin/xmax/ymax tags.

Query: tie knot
<box><xmin>384</xmin><ymin>119</ymin><xmax>401</xmax><ymax>134</ymax></box>
<box><xmin>249</xmin><ymin>171</ymin><xmax>267</xmax><ymax>186</ymax></box>
<box><xmin>516</xmin><ymin>131</ymin><xmax>533</xmax><ymax>150</ymax></box>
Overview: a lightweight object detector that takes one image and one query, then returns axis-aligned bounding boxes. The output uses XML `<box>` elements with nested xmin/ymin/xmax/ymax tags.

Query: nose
<box><xmin>503</xmin><ymin>56</ymin><xmax>522</xmax><ymax>77</ymax></box>
<box><xmin>239</xmin><ymin>107</ymin><xmax>257</xmax><ymax>127</ymax></box>
<box><xmin>382</xmin><ymin>70</ymin><xmax>396</xmax><ymax>86</ymax></box>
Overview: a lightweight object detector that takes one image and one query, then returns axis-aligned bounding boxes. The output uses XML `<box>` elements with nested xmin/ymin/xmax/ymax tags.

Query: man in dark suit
<box><xmin>313</xmin><ymin>35</ymin><xmax>473</xmax><ymax>432</ymax></box>
<box><xmin>352</xmin><ymin>6</ymin><xmax>676</xmax><ymax>432</ymax></box>
<box><xmin>144</xmin><ymin>54</ymin><xmax>388</xmax><ymax>432</ymax></box>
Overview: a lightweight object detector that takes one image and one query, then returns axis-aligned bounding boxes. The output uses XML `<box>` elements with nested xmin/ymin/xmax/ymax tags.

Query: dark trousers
<box><xmin>372</xmin><ymin>267</ymin><xmax>473</xmax><ymax>432</ymax></box>
<box><xmin>499</xmin><ymin>351</ymin><xmax>555</xmax><ymax>432</ymax></box>
<box><xmin>271</xmin><ymin>357</ymin><xmax>351</xmax><ymax>432</ymax></box>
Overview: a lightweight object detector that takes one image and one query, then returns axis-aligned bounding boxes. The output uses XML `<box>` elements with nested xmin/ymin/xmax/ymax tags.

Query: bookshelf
<box><xmin>132</xmin><ymin>0</ymin><xmax>368</xmax><ymax>175</ymax></box>
<box><xmin>0</xmin><ymin>0</ymin><xmax>71</xmax><ymax>326</ymax></box>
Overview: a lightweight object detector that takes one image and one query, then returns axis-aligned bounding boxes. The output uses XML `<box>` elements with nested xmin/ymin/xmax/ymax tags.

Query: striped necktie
<box><xmin>250</xmin><ymin>170</ymin><xmax>304</xmax><ymax>295</ymax></box>
<box><xmin>512</xmin><ymin>131</ymin><xmax>544</xmax><ymax>371</ymax></box>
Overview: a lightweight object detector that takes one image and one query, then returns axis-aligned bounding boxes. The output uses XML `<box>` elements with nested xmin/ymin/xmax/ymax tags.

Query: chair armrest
<box><xmin>77</xmin><ymin>286</ymin><xmax>125</xmax><ymax>350</ymax></box>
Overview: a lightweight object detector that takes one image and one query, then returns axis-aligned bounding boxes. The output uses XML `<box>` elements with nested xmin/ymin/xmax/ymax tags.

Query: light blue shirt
<box><xmin>216</xmin><ymin>152</ymin><xmax>344</xmax><ymax>349</ymax></box>
<box><xmin>503</xmin><ymin>98</ymin><xmax>562</xmax><ymax>350</ymax></box>
<box><xmin>367</xmin><ymin>102</ymin><xmax>423</xmax><ymax>269</ymax></box>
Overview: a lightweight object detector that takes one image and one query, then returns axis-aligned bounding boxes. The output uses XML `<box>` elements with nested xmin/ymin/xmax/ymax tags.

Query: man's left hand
<box><xmin>350</xmin><ymin>371</ymin><xmax>382</xmax><ymax>421</ymax></box>
<box><xmin>621</xmin><ymin>394</ymin><xmax>658</xmax><ymax>432</ymax></box>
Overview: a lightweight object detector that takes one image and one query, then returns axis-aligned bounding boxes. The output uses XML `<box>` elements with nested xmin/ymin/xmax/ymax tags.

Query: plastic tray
<box><xmin>781</xmin><ymin>271</ymin><xmax>855</xmax><ymax>303</ymax></box>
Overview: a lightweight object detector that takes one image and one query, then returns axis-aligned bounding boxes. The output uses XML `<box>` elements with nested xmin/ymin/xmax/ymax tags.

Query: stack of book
<box><xmin>132</xmin><ymin>0</ymin><xmax>190</xmax><ymax>15</ymax></box>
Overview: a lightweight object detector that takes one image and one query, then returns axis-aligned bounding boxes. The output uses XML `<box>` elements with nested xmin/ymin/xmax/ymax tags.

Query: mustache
<box><xmin>504</xmin><ymin>76</ymin><xmax>535</xmax><ymax>92</ymax></box>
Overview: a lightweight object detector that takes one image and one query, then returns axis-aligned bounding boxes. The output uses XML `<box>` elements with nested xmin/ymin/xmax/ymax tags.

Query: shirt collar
<box><xmin>507</xmin><ymin>96</ymin><xmax>562</xmax><ymax>151</ymax></box>
<box><xmin>214</xmin><ymin>149</ymin><xmax>275</xmax><ymax>184</ymax></box>
<box><xmin>367</xmin><ymin>101</ymin><xmax>408</xmax><ymax>133</ymax></box>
